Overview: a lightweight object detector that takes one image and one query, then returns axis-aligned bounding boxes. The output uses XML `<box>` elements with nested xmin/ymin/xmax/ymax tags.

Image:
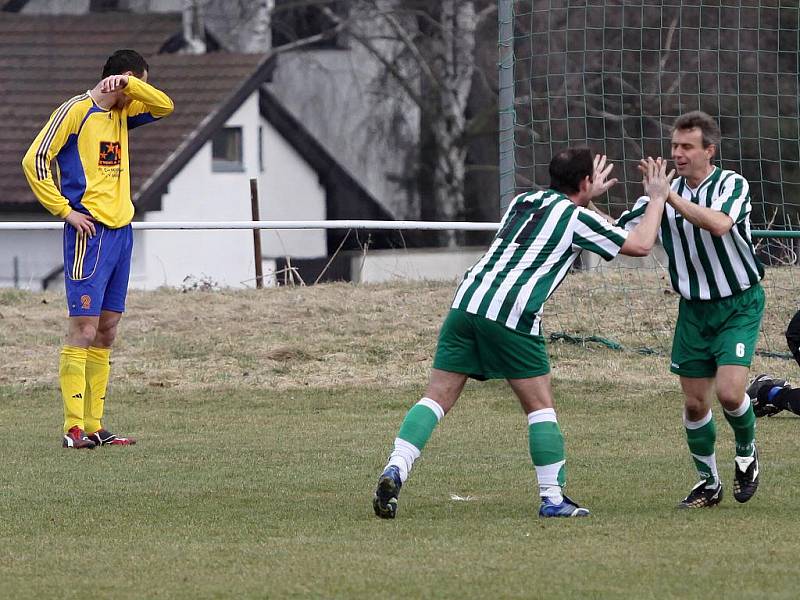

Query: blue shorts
<box><xmin>63</xmin><ymin>222</ymin><xmax>133</xmax><ymax>317</ymax></box>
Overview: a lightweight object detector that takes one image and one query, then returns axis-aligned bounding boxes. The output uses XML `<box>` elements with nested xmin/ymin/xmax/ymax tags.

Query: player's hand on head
<box><xmin>99</xmin><ymin>75</ymin><xmax>129</xmax><ymax>93</ymax></box>
<box><xmin>590</xmin><ymin>154</ymin><xmax>618</xmax><ymax>198</ymax></box>
<box><xmin>64</xmin><ymin>210</ymin><xmax>96</xmax><ymax>237</ymax></box>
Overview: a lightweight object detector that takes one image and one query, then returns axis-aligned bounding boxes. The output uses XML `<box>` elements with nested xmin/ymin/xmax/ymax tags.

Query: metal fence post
<box><xmin>250</xmin><ymin>178</ymin><xmax>264</xmax><ymax>289</ymax></box>
<box><xmin>498</xmin><ymin>0</ymin><xmax>515</xmax><ymax>211</ymax></box>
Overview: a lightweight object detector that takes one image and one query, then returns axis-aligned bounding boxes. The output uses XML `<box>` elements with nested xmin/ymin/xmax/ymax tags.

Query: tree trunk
<box><xmin>419</xmin><ymin>0</ymin><xmax>476</xmax><ymax>246</ymax></box>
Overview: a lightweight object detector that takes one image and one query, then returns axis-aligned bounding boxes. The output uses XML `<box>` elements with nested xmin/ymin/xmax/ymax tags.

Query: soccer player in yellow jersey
<box><xmin>22</xmin><ymin>49</ymin><xmax>174</xmax><ymax>449</ymax></box>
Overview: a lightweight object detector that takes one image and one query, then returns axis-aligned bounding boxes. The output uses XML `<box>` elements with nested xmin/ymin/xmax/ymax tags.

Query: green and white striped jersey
<box><xmin>616</xmin><ymin>166</ymin><xmax>763</xmax><ymax>301</ymax></box>
<box><xmin>452</xmin><ymin>189</ymin><xmax>629</xmax><ymax>335</ymax></box>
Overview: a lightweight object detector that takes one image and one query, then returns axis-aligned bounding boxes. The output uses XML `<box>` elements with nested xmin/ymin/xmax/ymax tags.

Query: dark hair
<box><xmin>102</xmin><ymin>49</ymin><xmax>149</xmax><ymax>78</ymax></box>
<box><xmin>672</xmin><ymin>111</ymin><xmax>721</xmax><ymax>149</ymax></box>
<box><xmin>548</xmin><ymin>146</ymin><xmax>593</xmax><ymax>195</ymax></box>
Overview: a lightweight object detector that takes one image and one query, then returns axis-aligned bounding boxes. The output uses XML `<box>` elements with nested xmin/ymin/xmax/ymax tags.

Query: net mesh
<box><xmin>502</xmin><ymin>0</ymin><xmax>800</xmax><ymax>355</ymax></box>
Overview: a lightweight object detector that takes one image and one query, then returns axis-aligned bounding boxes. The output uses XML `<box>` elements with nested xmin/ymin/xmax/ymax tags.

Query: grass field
<box><xmin>1</xmin><ymin>275</ymin><xmax>799</xmax><ymax>599</ymax></box>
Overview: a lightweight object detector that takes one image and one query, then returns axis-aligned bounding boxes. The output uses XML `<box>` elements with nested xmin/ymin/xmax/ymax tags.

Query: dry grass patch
<box><xmin>3</xmin><ymin>273</ymin><xmax>800</xmax><ymax>599</ymax></box>
<box><xmin>0</xmin><ymin>282</ymin><xmax>449</xmax><ymax>390</ymax></box>
<box><xmin>1</xmin><ymin>268</ymin><xmax>798</xmax><ymax>392</ymax></box>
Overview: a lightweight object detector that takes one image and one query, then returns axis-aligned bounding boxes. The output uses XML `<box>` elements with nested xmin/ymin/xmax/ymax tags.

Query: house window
<box><xmin>212</xmin><ymin>127</ymin><xmax>244</xmax><ymax>172</ymax></box>
<box><xmin>271</xmin><ymin>0</ymin><xmax>348</xmax><ymax>49</ymax></box>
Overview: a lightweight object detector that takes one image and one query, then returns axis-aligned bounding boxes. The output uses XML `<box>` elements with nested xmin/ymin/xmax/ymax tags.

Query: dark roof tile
<box><xmin>0</xmin><ymin>12</ymin><xmax>265</xmax><ymax>212</ymax></box>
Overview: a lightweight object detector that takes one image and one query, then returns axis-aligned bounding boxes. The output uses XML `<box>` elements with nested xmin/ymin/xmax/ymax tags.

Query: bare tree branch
<box><xmin>381</xmin><ymin>10</ymin><xmax>442</xmax><ymax>95</ymax></box>
<box><xmin>318</xmin><ymin>4</ymin><xmax>427</xmax><ymax>108</ymax></box>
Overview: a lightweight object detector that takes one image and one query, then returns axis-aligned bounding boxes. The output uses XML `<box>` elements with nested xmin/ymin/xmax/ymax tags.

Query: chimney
<box><xmin>182</xmin><ymin>0</ymin><xmax>206</xmax><ymax>54</ymax></box>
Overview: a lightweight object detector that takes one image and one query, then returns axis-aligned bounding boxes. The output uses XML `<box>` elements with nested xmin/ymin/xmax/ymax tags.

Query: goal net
<box><xmin>499</xmin><ymin>0</ymin><xmax>800</xmax><ymax>357</ymax></box>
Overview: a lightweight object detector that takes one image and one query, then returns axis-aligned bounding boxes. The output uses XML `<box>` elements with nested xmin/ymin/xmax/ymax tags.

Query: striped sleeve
<box><xmin>615</xmin><ymin>196</ymin><xmax>650</xmax><ymax>231</ymax></box>
<box><xmin>21</xmin><ymin>95</ymin><xmax>86</xmax><ymax>218</ymax></box>
<box><xmin>573</xmin><ymin>207</ymin><xmax>629</xmax><ymax>261</ymax></box>
<box><xmin>712</xmin><ymin>172</ymin><xmax>751</xmax><ymax>223</ymax></box>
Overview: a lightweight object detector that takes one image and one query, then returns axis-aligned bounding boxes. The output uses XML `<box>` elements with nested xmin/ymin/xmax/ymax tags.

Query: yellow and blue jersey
<box><xmin>22</xmin><ymin>76</ymin><xmax>173</xmax><ymax>228</ymax></box>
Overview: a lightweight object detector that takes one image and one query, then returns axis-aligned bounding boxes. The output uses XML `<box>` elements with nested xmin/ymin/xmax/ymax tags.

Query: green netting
<box><xmin>499</xmin><ymin>0</ymin><xmax>800</xmax><ymax>355</ymax></box>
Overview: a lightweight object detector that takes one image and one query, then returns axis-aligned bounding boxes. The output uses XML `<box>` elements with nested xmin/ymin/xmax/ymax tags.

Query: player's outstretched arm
<box><xmin>618</xmin><ymin>157</ymin><xmax>671</xmax><ymax>257</ymax></box>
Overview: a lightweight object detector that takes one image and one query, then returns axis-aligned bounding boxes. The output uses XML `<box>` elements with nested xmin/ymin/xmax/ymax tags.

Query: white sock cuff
<box><xmin>534</xmin><ymin>460</ymin><xmax>565</xmax><ymax>487</ymax></box>
<box><xmin>418</xmin><ymin>397</ymin><xmax>445</xmax><ymax>422</ymax></box>
<box><xmin>690</xmin><ymin>452</ymin><xmax>716</xmax><ymax>462</ymax></box>
<box><xmin>684</xmin><ymin>410</ymin><xmax>713</xmax><ymax>430</ymax></box>
<box><xmin>724</xmin><ymin>395</ymin><xmax>751</xmax><ymax>418</ymax></box>
<box><xmin>527</xmin><ymin>407</ymin><xmax>557</xmax><ymax>426</ymax></box>
<box><xmin>393</xmin><ymin>437</ymin><xmax>421</xmax><ymax>459</ymax></box>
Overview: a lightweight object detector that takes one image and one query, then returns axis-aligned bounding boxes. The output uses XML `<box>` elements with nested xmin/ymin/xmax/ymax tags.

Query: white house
<box><xmin>0</xmin><ymin>11</ymin><xmax>394</xmax><ymax>290</ymax></box>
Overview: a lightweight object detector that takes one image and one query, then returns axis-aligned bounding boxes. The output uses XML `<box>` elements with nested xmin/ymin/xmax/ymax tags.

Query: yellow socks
<box><xmin>84</xmin><ymin>346</ymin><xmax>111</xmax><ymax>435</ymax></box>
<box><xmin>59</xmin><ymin>346</ymin><xmax>88</xmax><ymax>433</ymax></box>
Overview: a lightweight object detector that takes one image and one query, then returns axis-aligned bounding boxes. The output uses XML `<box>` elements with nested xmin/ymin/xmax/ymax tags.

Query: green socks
<box><xmin>685</xmin><ymin>411</ymin><xmax>718</xmax><ymax>486</ymax></box>
<box><xmin>387</xmin><ymin>398</ymin><xmax>445</xmax><ymax>482</ymax></box>
<box><xmin>528</xmin><ymin>408</ymin><xmax>566</xmax><ymax>498</ymax></box>
<box><xmin>685</xmin><ymin>397</ymin><xmax>757</xmax><ymax>488</ymax></box>
<box><xmin>397</xmin><ymin>398</ymin><xmax>444</xmax><ymax>450</ymax></box>
<box><xmin>723</xmin><ymin>396</ymin><xmax>756</xmax><ymax>457</ymax></box>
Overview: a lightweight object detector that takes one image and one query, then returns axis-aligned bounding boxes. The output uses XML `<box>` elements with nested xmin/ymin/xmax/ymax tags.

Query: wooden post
<box><xmin>250</xmin><ymin>178</ymin><xmax>264</xmax><ymax>289</ymax></box>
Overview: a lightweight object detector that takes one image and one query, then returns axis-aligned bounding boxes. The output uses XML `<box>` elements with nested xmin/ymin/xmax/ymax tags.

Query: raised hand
<box><xmin>589</xmin><ymin>154</ymin><xmax>619</xmax><ymax>198</ymax></box>
<box><xmin>639</xmin><ymin>157</ymin><xmax>675</xmax><ymax>202</ymax></box>
<box><xmin>99</xmin><ymin>74</ymin><xmax>129</xmax><ymax>93</ymax></box>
